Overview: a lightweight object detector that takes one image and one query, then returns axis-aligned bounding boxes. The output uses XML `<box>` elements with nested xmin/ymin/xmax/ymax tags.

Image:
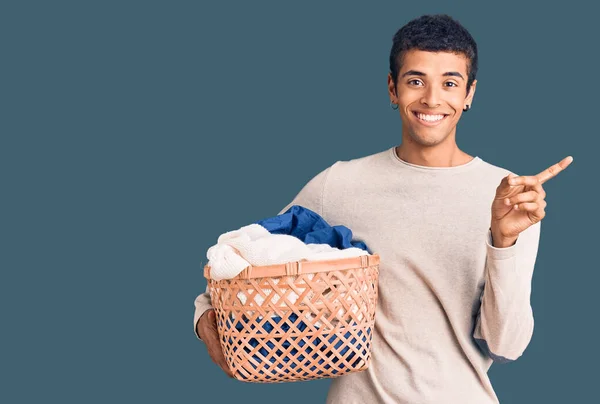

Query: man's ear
<box><xmin>466</xmin><ymin>79</ymin><xmax>477</xmax><ymax>105</ymax></box>
<box><xmin>387</xmin><ymin>72</ymin><xmax>397</xmax><ymax>101</ymax></box>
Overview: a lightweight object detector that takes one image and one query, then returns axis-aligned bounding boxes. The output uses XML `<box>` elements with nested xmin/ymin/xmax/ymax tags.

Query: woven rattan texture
<box><xmin>205</xmin><ymin>255</ymin><xmax>380</xmax><ymax>383</ymax></box>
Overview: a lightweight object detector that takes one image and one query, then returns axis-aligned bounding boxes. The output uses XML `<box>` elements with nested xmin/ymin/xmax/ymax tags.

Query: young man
<box><xmin>194</xmin><ymin>14</ymin><xmax>572</xmax><ymax>403</ymax></box>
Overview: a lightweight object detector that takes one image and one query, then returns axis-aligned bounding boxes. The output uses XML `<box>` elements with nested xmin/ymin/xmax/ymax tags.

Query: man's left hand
<box><xmin>490</xmin><ymin>156</ymin><xmax>574</xmax><ymax>247</ymax></box>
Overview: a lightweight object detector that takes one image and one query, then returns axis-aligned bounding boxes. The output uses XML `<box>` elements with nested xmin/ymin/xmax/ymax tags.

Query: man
<box><xmin>194</xmin><ymin>14</ymin><xmax>572</xmax><ymax>403</ymax></box>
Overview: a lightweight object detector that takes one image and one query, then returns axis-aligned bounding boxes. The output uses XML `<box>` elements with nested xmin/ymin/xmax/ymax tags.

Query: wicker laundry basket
<box><xmin>203</xmin><ymin>253</ymin><xmax>380</xmax><ymax>383</ymax></box>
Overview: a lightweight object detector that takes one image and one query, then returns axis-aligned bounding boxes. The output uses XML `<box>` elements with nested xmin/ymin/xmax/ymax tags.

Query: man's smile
<box><xmin>412</xmin><ymin>111</ymin><xmax>450</xmax><ymax>126</ymax></box>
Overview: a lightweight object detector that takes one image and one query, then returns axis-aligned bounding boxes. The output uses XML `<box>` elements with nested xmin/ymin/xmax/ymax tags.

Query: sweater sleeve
<box><xmin>275</xmin><ymin>165</ymin><xmax>331</xmax><ymax>216</ymax></box>
<box><xmin>193</xmin><ymin>165</ymin><xmax>332</xmax><ymax>341</ymax></box>
<box><xmin>472</xmin><ymin>220</ymin><xmax>541</xmax><ymax>363</ymax></box>
<box><xmin>193</xmin><ymin>284</ymin><xmax>213</xmax><ymax>341</ymax></box>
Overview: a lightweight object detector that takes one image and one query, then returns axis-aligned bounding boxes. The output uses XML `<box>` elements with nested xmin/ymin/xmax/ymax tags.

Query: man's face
<box><xmin>388</xmin><ymin>49</ymin><xmax>476</xmax><ymax>147</ymax></box>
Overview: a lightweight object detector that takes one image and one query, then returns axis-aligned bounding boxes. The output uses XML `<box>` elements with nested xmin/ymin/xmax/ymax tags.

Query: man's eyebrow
<box><xmin>400</xmin><ymin>70</ymin><xmax>465</xmax><ymax>80</ymax></box>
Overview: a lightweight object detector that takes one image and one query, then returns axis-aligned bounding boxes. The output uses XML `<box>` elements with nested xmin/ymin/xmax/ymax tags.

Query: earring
<box><xmin>390</xmin><ymin>101</ymin><xmax>398</xmax><ymax>110</ymax></box>
<box><xmin>463</xmin><ymin>105</ymin><xmax>470</xmax><ymax>112</ymax></box>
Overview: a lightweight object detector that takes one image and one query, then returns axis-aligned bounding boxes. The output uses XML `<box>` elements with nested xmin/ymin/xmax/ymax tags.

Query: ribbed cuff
<box><xmin>486</xmin><ymin>228</ymin><xmax>518</xmax><ymax>260</ymax></box>
<box><xmin>194</xmin><ymin>308</ymin><xmax>214</xmax><ymax>342</ymax></box>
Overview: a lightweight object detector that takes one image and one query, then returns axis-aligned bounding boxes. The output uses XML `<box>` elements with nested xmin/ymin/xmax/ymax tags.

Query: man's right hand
<box><xmin>197</xmin><ymin>309</ymin><xmax>235</xmax><ymax>378</ymax></box>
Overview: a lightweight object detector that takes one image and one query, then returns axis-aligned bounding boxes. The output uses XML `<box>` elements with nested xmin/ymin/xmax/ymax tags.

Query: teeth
<box><xmin>416</xmin><ymin>113</ymin><xmax>445</xmax><ymax>122</ymax></box>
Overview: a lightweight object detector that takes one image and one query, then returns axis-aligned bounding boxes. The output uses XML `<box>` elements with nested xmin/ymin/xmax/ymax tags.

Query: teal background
<box><xmin>1</xmin><ymin>1</ymin><xmax>597</xmax><ymax>403</ymax></box>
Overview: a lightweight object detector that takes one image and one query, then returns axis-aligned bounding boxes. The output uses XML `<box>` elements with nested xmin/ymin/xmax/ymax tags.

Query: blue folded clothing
<box><xmin>224</xmin><ymin>205</ymin><xmax>372</xmax><ymax>380</ymax></box>
<box><xmin>226</xmin><ymin>312</ymin><xmax>371</xmax><ymax>380</ymax></box>
<box><xmin>254</xmin><ymin>205</ymin><xmax>371</xmax><ymax>254</ymax></box>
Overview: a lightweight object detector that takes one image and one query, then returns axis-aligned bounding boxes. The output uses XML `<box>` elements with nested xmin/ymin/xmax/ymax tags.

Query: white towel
<box><xmin>206</xmin><ymin>223</ymin><xmax>368</xmax><ymax>281</ymax></box>
<box><xmin>206</xmin><ymin>223</ymin><xmax>369</xmax><ymax>326</ymax></box>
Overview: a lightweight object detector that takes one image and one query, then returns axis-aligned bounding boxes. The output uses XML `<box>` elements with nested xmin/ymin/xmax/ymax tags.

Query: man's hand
<box><xmin>490</xmin><ymin>156</ymin><xmax>573</xmax><ymax>247</ymax></box>
<box><xmin>197</xmin><ymin>309</ymin><xmax>234</xmax><ymax>378</ymax></box>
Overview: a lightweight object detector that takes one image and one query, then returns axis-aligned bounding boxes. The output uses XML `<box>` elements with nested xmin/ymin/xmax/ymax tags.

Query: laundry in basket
<box><xmin>205</xmin><ymin>205</ymin><xmax>370</xmax><ymax>324</ymax></box>
<box><xmin>227</xmin><ymin>312</ymin><xmax>372</xmax><ymax>380</ymax></box>
<box><xmin>255</xmin><ymin>205</ymin><xmax>371</xmax><ymax>253</ymax></box>
<box><xmin>203</xmin><ymin>205</ymin><xmax>380</xmax><ymax>382</ymax></box>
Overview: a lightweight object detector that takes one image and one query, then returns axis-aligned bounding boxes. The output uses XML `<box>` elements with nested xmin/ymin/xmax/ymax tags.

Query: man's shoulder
<box><xmin>329</xmin><ymin>147</ymin><xmax>390</xmax><ymax>173</ymax></box>
<box><xmin>478</xmin><ymin>157</ymin><xmax>517</xmax><ymax>182</ymax></box>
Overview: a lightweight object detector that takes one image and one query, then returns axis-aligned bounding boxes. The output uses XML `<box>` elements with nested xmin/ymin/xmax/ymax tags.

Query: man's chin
<box><xmin>409</xmin><ymin>132</ymin><xmax>447</xmax><ymax>147</ymax></box>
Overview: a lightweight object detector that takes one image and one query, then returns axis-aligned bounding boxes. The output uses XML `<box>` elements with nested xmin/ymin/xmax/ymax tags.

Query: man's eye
<box><xmin>446</xmin><ymin>82</ymin><xmax>458</xmax><ymax>87</ymax></box>
<box><xmin>408</xmin><ymin>79</ymin><xmax>422</xmax><ymax>86</ymax></box>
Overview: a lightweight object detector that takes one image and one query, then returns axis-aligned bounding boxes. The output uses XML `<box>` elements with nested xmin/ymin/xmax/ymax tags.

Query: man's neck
<box><xmin>394</xmin><ymin>145</ymin><xmax>474</xmax><ymax>168</ymax></box>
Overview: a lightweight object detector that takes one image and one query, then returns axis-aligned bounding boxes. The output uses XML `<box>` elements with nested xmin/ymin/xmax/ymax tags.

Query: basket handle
<box><xmin>204</xmin><ymin>253</ymin><xmax>379</xmax><ymax>280</ymax></box>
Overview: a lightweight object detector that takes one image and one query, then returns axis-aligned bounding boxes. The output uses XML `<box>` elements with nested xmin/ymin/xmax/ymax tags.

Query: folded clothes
<box><xmin>206</xmin><ymin>205</ymin><xmax>370</xmax><ymax>324</ymax></box>
<box><xmin>206</xmin><ymin>205</ymin><xmax>370</xmax><ymax>281</ymax></box>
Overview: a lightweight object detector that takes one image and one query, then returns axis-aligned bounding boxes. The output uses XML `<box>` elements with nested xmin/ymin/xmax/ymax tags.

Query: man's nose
<box><xmin>420</xmin><ymin>86</ymin><xmax>442</xmax><ymax>108</ymax></box>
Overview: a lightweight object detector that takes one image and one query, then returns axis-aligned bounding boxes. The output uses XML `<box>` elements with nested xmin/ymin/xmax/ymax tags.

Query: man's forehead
<box><xmin>401</xmin><ymin>50</ymin><xmax>469</xmax><ymax>77</ymax></box>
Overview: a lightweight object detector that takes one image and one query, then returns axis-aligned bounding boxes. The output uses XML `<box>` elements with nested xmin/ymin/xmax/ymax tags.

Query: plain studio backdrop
<box><xmin>1</xmin><ymin>1</ymin><xmax>597</xmax><ymax>403</ymax></box>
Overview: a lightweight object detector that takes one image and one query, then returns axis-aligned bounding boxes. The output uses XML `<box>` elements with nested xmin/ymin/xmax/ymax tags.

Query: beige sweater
<box><xmin>193</xmin><ymin>146</ymin><xmax>541</xmax><ymax>404</ymax></box>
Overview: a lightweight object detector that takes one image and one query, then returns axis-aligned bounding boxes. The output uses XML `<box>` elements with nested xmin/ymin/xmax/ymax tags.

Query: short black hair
<box><xmin>389</xmin><ymin>14</ymin><xmax>478</xmax><ymax>96</ymax></box>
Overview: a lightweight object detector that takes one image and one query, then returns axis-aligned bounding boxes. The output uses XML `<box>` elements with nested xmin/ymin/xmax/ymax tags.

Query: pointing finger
<box><xmin>509</xmin><ymin>156</ymin><xmax>573</xmax><ymax>186</ymax></box>
<box><xmin>535</xmin><ymin>156</ymin><xmax>574</xmax><ymax>184</ymax></box>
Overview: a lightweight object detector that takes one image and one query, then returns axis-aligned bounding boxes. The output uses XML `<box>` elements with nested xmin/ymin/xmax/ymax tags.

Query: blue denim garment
<box><xmin>254</xmin><ymin>204</ymin><xmax>371</xmax><ymax>253</ymax></box>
